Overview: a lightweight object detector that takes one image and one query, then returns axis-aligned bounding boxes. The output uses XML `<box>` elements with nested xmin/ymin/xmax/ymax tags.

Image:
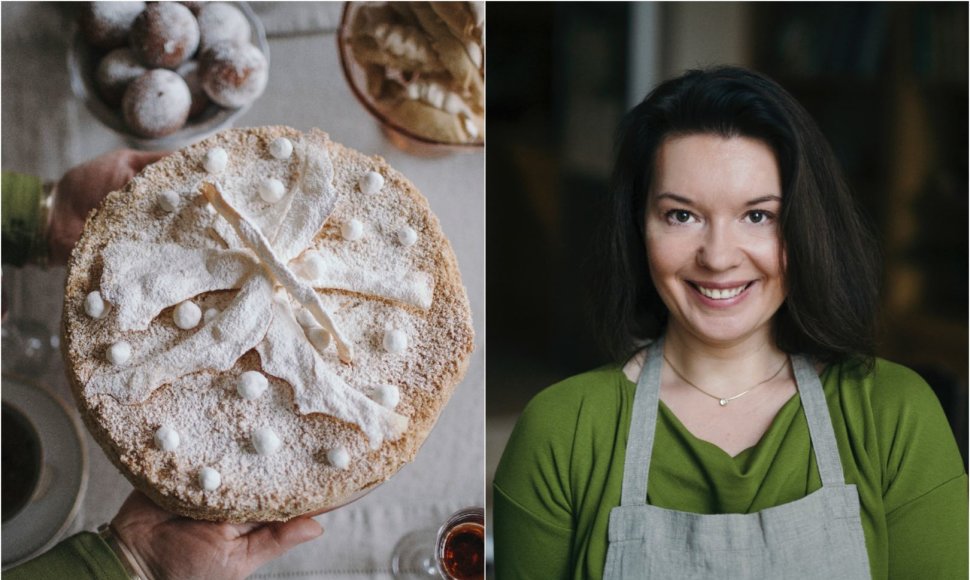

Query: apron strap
<box><xmin>619</xmin><ymin>337</ymin><xmax>664</xmax><ymax>506</ymax></box>
<box><xmin>790</xmin><ymin>354</ymin><xmax>847</xmax><ymax>487</ymax></box>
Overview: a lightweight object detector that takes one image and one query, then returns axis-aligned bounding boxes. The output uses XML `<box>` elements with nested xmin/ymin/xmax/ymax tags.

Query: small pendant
<box><xmin>719</xmin><ymin>398</ymin><xmax>728</xmax><ymax>406</ymax></box>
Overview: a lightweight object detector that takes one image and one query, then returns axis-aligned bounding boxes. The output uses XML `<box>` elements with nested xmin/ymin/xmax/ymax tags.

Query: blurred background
<box><xmin>486</xmin><ymin>2</ymin><xmax>968</xmax><ymax>559</ymax></box>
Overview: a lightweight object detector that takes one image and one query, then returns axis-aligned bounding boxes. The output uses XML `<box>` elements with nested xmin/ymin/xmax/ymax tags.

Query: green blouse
<box><xmin>1</xmin><ymin>170</ymin><xmax>48</xmax><ymax>266</ymax></box>
<box><xmin>493</xmin><ymin>358</ymin><xmax>968</xmax><ymax>579</ymax></box>
<box><xmin>5</xmin><ymin>533</ymin><xmax>127</xmax><ymax>580</ymax></box>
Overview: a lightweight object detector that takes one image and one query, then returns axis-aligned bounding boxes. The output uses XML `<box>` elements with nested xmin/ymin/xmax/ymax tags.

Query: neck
<box><xmin>662</xmin><ymin>322</ymin><xmax>787</xmax><ymax>394</ymax></box>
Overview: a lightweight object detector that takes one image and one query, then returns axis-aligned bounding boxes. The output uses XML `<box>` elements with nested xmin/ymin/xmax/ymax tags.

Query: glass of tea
<box><xmin>391</xmin><ymin>506</ymin><xmax>484</xmax><ymax>579</ymax></box>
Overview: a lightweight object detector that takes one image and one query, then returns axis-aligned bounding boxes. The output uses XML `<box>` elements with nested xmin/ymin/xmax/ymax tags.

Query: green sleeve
<box><xmin>493</xmin><ymin>484</ymin><xmax>573</xmax><ymax>580</ymax></box>
<box><xmin>493</xmin><ymin>384</ymin><xmax>578</xmax><ymax>579</ymax></box>
<box><xmin>1</xmin><ymin>170</ymin><xmax>48</xmax><ymax>267</ymax></box>
<box><xmin>869</xmin><ymin>362</ymin><xmax>969</xmax><ymax>580</ymax></box>
<box><xmin>4</xmin><ymin>532</ymin><xmax>129</xmax><ymax>580</ymax></box>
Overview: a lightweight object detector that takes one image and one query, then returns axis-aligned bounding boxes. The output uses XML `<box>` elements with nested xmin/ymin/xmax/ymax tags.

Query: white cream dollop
<box><xmin>199</xmin><ymin>467</ymin><xmax>221</xmax><ymax>490</ymax></box>
<box><xmin>383</xmin><ymin>329</ymin><xmax>407</xmax><ymax>354</ymax></box>
<box><xmin>268</xmin><ymin>137</ymin><xmax>293</xmax><ymax>159</ymax></box>
<box><xmin>107</xmin><ymin>341</ymin><xmax>132</xmax><ymax>365</ymax></box>
<box><xmin>154</xmin><ymin>425</ymin><xmax>180</xmax><ymax>451</ymax></box>
<box><xmin>237</xmin><ymin>370</ymin><xmax>268</xmax><ymax>400</ymax></box>
<box><xmin>174</xmin><ymin>300</ymin><xmax>202</xmax><ymax>330</ymax></box>
<box><xmin>252</xmin><ymin>427</ymin><xmax>282</xmax><ymax>456</ymax></box>
<box><xmin>204</xmin><ymin>147</ymin><xmax>228</xmax><ymax>174</ymax></box>
<box><xmin>258</xmin><ymin>178</ymin><xmax>285</xmax><ymax>203</ymax></box>
<box><xmin>358</xmin><ymin>171</ymin><xmax>384</xmax><ymax>194</ymax></box>
<box><xmin>341</xmin><ymin>219</ymin><xmax>364</xmax><ymax>241</ymax></box>
<box><xmin>326</xmin><ymin>446</ymin><xmax>351</xmax><ymax>469</ymax></box>
<box><xmin>370</xmin><ymin>384</ymin><xmax>400</xmax><ymax>410</ymax></box>
<box><xmin>298</xmin><ymin>252</ymin><xmax>326</xmax><ymax>280</ymax></box>
<box><xmin>158</xmin><ymin>189</ymin><xmax>180</xmax><ymax>212</ymax></box>
<box><xmin>307</xmin><ymin>327</ymin><xmax>331</xmax><ymax>352</ymax></box>
<box><xmin>203</xmin><ymin>307</ymin><xmax>220</xmax><ymax>324</ymax></box>
<box><xmin>397</xmin><ymin>226</ymin><xmax>418</xmax><ymax>247</ymax></box>
<box><xmin>84</xmin><ymin>290</ymin><xmax>109</xmax><ymax>319</ymax></box>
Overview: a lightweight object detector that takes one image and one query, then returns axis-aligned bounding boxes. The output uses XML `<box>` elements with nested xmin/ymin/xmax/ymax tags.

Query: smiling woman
<box><xmin>492</xmin><ymin>66</ymin><xmax>968</xmax><ymax>579</ymax></box>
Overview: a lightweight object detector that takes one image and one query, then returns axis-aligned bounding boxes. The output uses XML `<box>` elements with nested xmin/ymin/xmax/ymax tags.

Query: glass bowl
<box><xmin>337</xmin><ymin>2</ymin><xmax>484</xmax><ymax>157</ymax></box>
<box><xmin>67</xmin><ymin>1</ymin><xmax>269</xmax><ymax>151</ymax></box>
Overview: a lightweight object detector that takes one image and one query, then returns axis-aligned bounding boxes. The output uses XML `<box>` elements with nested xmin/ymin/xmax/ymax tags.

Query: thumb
<box><xmin>127</xmin><ymin>150</ymin><xmax>170</xmax><ymax>173</ymax></box>
<box><xmin>242</xmin><ymin>517</ymin><xmax>324</xmax><ymax>570</ymax></box>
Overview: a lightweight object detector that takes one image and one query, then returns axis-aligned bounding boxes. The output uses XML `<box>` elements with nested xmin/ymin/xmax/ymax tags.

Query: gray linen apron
<box><xmin>603</xmin><ymin>338</ymin><xmax>872</xmax><ymax>579</ymax></box>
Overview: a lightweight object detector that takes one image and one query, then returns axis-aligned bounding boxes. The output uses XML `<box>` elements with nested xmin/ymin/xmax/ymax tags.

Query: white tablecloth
<box><xmin>1</xmin><ymin>3</ymin><xmax>484</xmax><ymax>578</ymax></box>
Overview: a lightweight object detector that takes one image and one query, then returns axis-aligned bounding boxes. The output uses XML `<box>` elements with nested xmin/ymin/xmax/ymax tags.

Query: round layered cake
<box><xmin>63</xmin><ymin>126</ymin><xmax>474</xmax><ymax>522</ymax></box>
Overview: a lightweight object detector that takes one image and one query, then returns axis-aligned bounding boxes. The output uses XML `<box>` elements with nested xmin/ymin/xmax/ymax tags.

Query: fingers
<box><xmin>226</xmin><ymin>521</ymin><xmax>264</xmax><ymax>537</ymax></box>
<box><xmin>113</xmin><ymin>490</ymin><xmax>179</xmax><ymax>528</ymax></box>
<box><xmin>242</xmin><ymin>517</ymin><xmax>324</xmax><ymax>570</ymax></box>
<box><xmin>126</xmin><ymin>149</ymin><xmax>170</xmax><ymax>173</ymax></box>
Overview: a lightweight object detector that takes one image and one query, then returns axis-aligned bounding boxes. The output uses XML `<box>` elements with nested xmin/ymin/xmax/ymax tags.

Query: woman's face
<box><xmin>645</xmin><ymin>134</ymin><xmax>786</xmax><ymax>348</ymax></box>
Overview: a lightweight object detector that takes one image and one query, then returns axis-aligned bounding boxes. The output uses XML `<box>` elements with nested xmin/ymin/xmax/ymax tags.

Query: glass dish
<box><xmin>337</xmin><ymin>2</ymin><xmax>484</xmax><ymax>157</ymax></box>
<box><xmin>67</xmin><ymin>1</ymin><xmax>269</xmax><ymax>151</ymax></box>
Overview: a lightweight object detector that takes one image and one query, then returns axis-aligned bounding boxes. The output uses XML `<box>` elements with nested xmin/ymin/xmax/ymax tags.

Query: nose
<box><xmin>696</xmin><ymin>221</ymin><xmax>742</xmax><ymax>271</ymax></box>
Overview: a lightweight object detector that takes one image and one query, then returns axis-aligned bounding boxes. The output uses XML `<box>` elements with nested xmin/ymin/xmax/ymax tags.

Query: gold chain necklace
<box><xmin>662</xmin><ymin>354</ymin><xmax>789</xmax><ymax>407</ymax></box>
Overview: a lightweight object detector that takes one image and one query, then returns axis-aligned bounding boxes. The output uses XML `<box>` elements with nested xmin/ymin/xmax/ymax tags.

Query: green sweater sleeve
<box><xmin>1</xmin><ymin>170</ymin><xmax>48</xmax><ymax>266</ymax></box>
<box><xmin>864</xmin><ymin>362</ymin><xmax>969</xmax><ymax>580</ymax></box>
<box><xmin>4</xmin><ymin>532</ymin><xmax>129</xmax><ymax>580</ymax></box>
<box><xmin>493</xmin><ymin>484</ymin><xmax>573</xmax><ymax>580</ymax></box>
<box><xmin>493</xmin><ymin>382</ymin><xmax>578</xmax><ymax>580</ymax></box>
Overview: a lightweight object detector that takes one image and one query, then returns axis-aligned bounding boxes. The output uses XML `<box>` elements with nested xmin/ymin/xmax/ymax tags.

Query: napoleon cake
<box><xmin>63</xmin><ymin>126</ymin><xmax>474</xmax><ymax>522</ymax></box>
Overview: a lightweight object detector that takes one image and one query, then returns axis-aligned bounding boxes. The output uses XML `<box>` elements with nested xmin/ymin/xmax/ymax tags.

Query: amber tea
<box><xmin>435</xmin><ymin>507</ymin><xmax>484</xmax><ymax>580</ymax></box>
<box><xmin>440</xmin><ymin>522</ymin><xmax>484</xmax><ymax>580</ymax></box>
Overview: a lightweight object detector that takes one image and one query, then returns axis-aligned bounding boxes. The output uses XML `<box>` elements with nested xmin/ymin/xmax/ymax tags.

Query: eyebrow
<box><xmin>654</xmin><ymin>192</ymin><xmax>782</xmax><ymax>206</ymax></box>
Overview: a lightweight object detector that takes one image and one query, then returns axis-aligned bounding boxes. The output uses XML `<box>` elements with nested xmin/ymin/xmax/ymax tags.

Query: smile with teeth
<box><xmin>692</xmin><ymin>282</ymin><xmax>752</xmax><ymax>300</ymax></box>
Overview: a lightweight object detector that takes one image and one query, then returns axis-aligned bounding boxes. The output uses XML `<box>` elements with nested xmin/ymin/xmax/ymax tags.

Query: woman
<box><xmin>492</xmin><ymin>67</ymin><xmax>967</xmax><ymax>579</ymax></box>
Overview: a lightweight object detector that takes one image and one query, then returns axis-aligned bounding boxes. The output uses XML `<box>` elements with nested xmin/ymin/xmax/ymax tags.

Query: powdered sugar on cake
<box><xmin>86</xmin><ymin>132</ymin><xmax>423</xmax><ymax>448</ymax></box>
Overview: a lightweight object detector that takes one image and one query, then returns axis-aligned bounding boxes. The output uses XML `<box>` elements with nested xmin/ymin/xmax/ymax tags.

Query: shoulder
<box><xmin>828</xmin><ymin>357</ymin><xmax>943</xmax><ymax>420</ymax></box>
<box><xmin>494</xmin><ymin>365</ymin><xmax>631</xmax><ymax>487</ymax></box>
<box><xmin>506</xmin><ymin>365</ymin><xmax>632</xmax><ymax>454</ymax></box>
<box><xmin>827</xmin><ymin>357</ymin><xmax>965</xmax><ymax>492</ymax></box>
<box><xmin>522</xmin><ymin>365</ymin><xmax>633</xmax><ymax>421</ymax></box>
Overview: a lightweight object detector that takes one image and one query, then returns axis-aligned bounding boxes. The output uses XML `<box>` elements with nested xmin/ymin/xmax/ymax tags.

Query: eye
<box><xmin>745</xmin><ymin>210</ymin><xmax>774</xmax><ymax>225</ymax></box>
<box><xmin>665</xmin><ymin>209</ymin><xmax>695</xmax><ymax>225</ymax></box>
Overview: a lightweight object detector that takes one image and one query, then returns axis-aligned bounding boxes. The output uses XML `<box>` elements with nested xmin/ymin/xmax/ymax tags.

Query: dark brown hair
<box><xmin>594</xmin><ymin>66</ymin><xmax>880</xmax><ymax>365</ymax></box>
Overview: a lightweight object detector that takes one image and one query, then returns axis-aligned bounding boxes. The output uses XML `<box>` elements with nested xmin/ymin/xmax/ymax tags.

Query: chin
<box><xmin>681</xmin><ymin>316</ymin><xmax>770</xmax><ymax>346</ymax></box>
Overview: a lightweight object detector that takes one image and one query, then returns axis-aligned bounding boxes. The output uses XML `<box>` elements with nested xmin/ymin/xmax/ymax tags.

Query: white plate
<box><xmin>2</xmin><ymin>376</ymin><xmax>88</xmax><ymax>568</ymax></box>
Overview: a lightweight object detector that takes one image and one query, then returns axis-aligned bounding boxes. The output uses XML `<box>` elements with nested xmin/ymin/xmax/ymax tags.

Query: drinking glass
<box><xmin>1</xmin><ymin>318</ymin><xmax>58</xmax><ymax>375</ymax></box>
<box><xmin>391</xmin><ymin>507</ymin><xmax>484</xmax><ymax>579</ymax></box>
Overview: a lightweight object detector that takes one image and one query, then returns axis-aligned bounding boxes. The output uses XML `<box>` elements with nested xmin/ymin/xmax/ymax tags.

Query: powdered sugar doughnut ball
<box><xmin>96</xmin><ymin>48</ymin><xmax>147</xmax><ymax>107</ymax></box>
<box><xmin>179</xmin><ymin>1</ymin><xmax>204</xmax><ymax>16</ymax></box>
<box><xmin>122</xmin><ymin>69</ymin><xmax>192</xmax><ymax>138</ymax></box>
<box><xmin>176</xmin><ymin>60</ymin><xmax>210</xmax><ymax>118</ymax></box>
<box><xmin>79</xmin><ymin>2</ymin><xmax>146</xmax><ymax>49</ymax></box>
<box><xmin>129</xmin><ymin>2</ymin><xmax>200</xmax><ymax>69</ymax></box>
<box><xmin>197</xmin><ymin>2</ymin><xmax>251</xmax><ymax>52</ymax></box>
<box><xmin>199</xmin><ymin>41</ymin><xmax>268</xmax><ymax>108</ymax></box>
